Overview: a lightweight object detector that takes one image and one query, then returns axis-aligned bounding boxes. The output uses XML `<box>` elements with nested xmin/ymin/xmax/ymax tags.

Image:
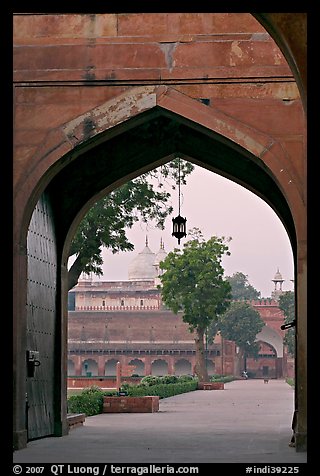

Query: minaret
<box><xmin>154</xmin><ymin>238</ymin><xmax>168</xmax><ymax>287</ymax></box>
<box><xmin>271</xmin><ymin>268</ymin><xmax>285</xmax><ymax>300</ymax></box>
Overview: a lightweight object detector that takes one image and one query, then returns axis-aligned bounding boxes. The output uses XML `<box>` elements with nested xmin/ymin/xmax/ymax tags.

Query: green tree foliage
<box><xmin>278</xmin><ymin>291</ymin><xmax>295</xmax><ymax>356</ymax></box>
<box><xmin>159</xmin><ymin>229</ymin><xmax>232</xmax><ymax>381</ymax></box>
<box><xmin>68</xmin><ymin>159</ymin><xmax>194</xmax><ymax>289</ymax></box>
<box><xmin>216</xmin><ymin>301</ymin><xmax>265</xmax><ymax>370</ymax></box>
<box><xmin>226</xmin><ymin>271</ymin><xmax>260</xmax><ymax>300</ymax></box>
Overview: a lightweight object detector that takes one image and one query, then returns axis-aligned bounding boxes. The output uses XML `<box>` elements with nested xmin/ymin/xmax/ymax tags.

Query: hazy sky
<box><xmin>99</xmin><ymin>163</ymin><xmax>294</xmax><ymax>298</ymax></box>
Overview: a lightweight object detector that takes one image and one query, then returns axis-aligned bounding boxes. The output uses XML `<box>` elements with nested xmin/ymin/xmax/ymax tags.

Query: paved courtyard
<box><xmin>13</xmin><ymin>379</ymin><xmax>307</xmax><ymax>464</ymax></box>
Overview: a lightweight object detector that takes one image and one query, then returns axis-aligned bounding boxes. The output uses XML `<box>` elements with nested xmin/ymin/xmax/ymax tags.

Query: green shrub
<box><xmin>177</xmin><ymin>375</ymin><xmax>195</xmax><ymax>382</ymax></box>
<box><xmin>119</xmin><ymin>382</ymin><xmax>130</xmax><ymax>392</ymax></box>
<box><xmin>127</xmin><ymin>378</ymin><xmax>198</xmax><ymax>398</ymax></box>
<box><xmin>103</xmin><ymin>390</ymin><xmax>118</xmax><ymax>396</ymax></box>
<box><xmin>67</xmin><ymin>377</ymin><xmax>199</xmax><ymax>415</ymax></box>
<box><xmin>210</xmin><ymin>374</ymin><xmax>235</xmax><ymax>383</ymax></box>
<box><xmin>140</xmin><ymin>375</ymin><xmax>162</xmax><ymax>386</ymax></box>
<box><xmin>67</xmin><ymin>385</ymin><xmax>104</xmax><ymax>416</ymax></box>
<box><xmin>210</xmin><ymin>374</ymin><xmax>222</xmax><ymax>380</ymax></box>
<box><xmin>221</xmin><ymin>375</ymin><xmax>235</xmax><ymax>382</ymax></box>
<box><xmin>159</xmin><ymin>375</ymin><xmax>179</xmax><ymax>384</ymax></box>
<box><xmin>81</xmin><ymin>385</ymin><xmax>103</xmax><ymax>395</ymax></box>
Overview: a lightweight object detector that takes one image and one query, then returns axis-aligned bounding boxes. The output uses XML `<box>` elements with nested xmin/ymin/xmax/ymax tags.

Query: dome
<box><xmin>273</xmin><ymin>268</ymin><xmax>284</xmax><ymax>281</ymax></box>
<box><xmin>154</xmin><ymin>239</ymin><xmax>167</xmax><ymax>267</ymax></box>
<box><xmin>128</xmin><ymin>238</ymin><xmax>157</xmax><ymax>281</ymax></box>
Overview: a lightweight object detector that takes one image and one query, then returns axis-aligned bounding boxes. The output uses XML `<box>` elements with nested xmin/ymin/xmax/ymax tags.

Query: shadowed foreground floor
<box><xmin>13</xmin><ymin>379</ymin><xmax>307</xmax><ymax>464</ymax></box>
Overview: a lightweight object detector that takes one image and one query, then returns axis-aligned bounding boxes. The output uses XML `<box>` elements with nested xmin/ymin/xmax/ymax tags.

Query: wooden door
<box><xmin>26</xmin><ymin>193</ymin><xmax>57</xmax><ymax>440</ymax></box>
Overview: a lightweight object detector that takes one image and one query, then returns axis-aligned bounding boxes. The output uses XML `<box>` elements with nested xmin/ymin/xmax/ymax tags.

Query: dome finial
<box><xmin>146</xmin><ymin>235</ymin><xmax>148</xmax><ymax>247</ymax></box>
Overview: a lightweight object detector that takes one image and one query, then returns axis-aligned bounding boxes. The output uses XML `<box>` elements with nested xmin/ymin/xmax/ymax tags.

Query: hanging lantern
<box><xmin>172</xmin><ymin>157</ymin><xmax>187</xmax><ymax>244</ymax></box>
<box><xmin>172</xmin><ymin>214</ymin><xmax>187</xmax><ymax>244</ymax></box>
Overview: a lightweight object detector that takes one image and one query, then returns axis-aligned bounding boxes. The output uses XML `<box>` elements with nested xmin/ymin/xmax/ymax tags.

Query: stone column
<box><xmin>144</xmin><ymin>357</ymin><xmax>152</xmax><ymax>376</ymax></box>
<box><xmin>97</xmin><ymin>356</ymin><xmax>106</xmax><ymax>376</ymax></box>
<box><xmin>74</xmin><ymin>355</ymin><xmax>82</xmax><ymax>376</ymax></box>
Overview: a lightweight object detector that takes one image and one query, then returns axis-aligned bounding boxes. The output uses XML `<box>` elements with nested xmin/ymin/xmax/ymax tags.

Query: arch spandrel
<box><xmin>61</xmin><ymin>84</ymin><xmax>274</xmax><ymax>158</ymax></box>
<box><xmin>15</xmin><ymin>85</ymin><xmax>299</xmax><ymax>246</ymax></box>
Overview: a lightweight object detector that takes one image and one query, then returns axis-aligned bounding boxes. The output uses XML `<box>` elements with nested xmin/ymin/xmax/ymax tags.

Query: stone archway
<box><xmin>152</xmin><ymin>359</ymin><xmax>169</xmax><ymax>376</ymax></box>
<box><xmin>174</xmin><ymin>359</ymin><xmax>192</xmax><ymax>376</ymax></box>
<box><xmin>256</xmin><ymin>325</ymin><xmax>284</xmax><ymax>359</ymax></box>
<box><xmin>128</xmin><ymin>359</ymin><xmax>145</xmax><ymax>376</ymax></box>
<box><xmin>82</xmin><ymin>359</ymin><xmax>98</xmax><ymax>377</ymax></box>
<box><xmin>67</xmin><ymin>360</ymin><xmax>75</xmax><ymax>376</ymax></box>
<box><xmin>105</xmin><ymin>359</ymin><xmax>118</xmax><ymax>377</ymax></box>
<box><xmin>13</xmin><ymin>85</ymin><xmax>306</xmax><ymax>450</ymax></box>
<box><xmin>255</xmin><ymin>326</ymin><xmax>285</xmax><ymax>379</ymax></box>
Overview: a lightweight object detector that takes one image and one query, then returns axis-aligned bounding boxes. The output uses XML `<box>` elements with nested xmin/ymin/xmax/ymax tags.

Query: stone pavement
<box><xmin>13</xmin><ymin>379</ymin><xmax>307</xmax><ymax>464</ymax></box>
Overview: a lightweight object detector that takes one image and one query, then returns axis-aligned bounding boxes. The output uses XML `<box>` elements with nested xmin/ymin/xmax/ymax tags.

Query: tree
<box><xmin>68</xmin><ymin>159</ymin><xmax>194</xmax><ymax>290</ymax></box>
<box><xmin>226</xmin><ymin>271</ymin><xmax>260</xmax><ymax>300</ymax></box>
<box><xmin>278</xmin><ymin>291</ymin><xmax>295</xmax><ymax>356</ymax></box>
<box><xmin>215</xmin><ymin>301</ymin><xmax>265</xmax><ymax>373</ymax></box>
<box><xmin>159</xmin><ymin>229</ymin><xmax>232</xmax><ymax>382</ymax></box>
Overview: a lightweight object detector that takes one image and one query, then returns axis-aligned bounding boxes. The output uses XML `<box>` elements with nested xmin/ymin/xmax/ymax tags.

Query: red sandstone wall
<box><xmin>68</xmin><ymin>310</ymin><xmax>195</xmax><ymax>342</ymax></box>
<box><xmin>67</xmin><ymin>298</ymin><xmax>291</xmax><ymax>379</ymax></box>
<box><xmin>68</xmin><ymin>301</ymin><xmax>286</xmax><ymax>342</ymax></box>
<box><xmin>67</xmin><ymin>377</ymin><xmax>141</xmax><ymax>389</ymax></box>
<box><xmin>13</xmin><ymin>13</ymin><xmax>304</xmax><ymax>201</ymax></box>
<box><xmin>256</xmin><ymin>305</ymin><xmax>286</xmax><ymax>340</ymax></box>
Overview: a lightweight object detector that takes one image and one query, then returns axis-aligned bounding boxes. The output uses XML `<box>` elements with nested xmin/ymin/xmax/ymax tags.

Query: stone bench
<box><xmin>103</xmin><ymin>396</ymin><xmax>159</xmax><ymax>413</ymax></box>
<box><xmin>67</xmin><ymin>413</ymin><xmax>86</xmax><ymax>430</ymax></box>
<box><xmin>198</xmin><ymin>382</ymin><xmax>224</xmax><ymax>390</ymax></box>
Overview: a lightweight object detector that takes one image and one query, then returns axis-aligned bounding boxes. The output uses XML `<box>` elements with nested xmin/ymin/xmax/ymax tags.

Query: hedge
<box><xmin>126</xmin><ymin>380</ymin><xmax>198</xmax><ymax>398</ymax></box>
<box><xmin>210</xmin><ymin>374</ymin><xmax>235</xmax><ymax>383</ymax></box>
<box><xmin>67</xmin><ymin>386</ymin><xmax>104</xmax><ymax>416</ymax></box>
<box><xmin>67</xmin><ymin>377</ymin><xmax>198</xmax><ymax>416</ymax></box>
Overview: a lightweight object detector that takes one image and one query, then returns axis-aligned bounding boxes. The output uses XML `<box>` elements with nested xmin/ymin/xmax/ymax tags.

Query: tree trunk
<box><xmin>68</xmin><ymin>255</ymin><xmax>85</xmax><ymax>290</ymax></box>
<box><xmin>194</xmin><ymin>328</ymin><xmax>209</xmax><ymax>382</ymax></box>
<box><xmin>238</xmin><ymin>347</ymin><xmax>245</xmax><ymax>375</ymax></box>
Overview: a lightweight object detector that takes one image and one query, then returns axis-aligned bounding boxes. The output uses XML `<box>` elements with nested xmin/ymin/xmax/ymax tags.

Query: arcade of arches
<box><xmin>67</xmin><ymin>250</ymin><xmax>294</xmax><ymax>384</ymax></box>
<box><xmin>13</xmin><ymin>13</ymin><xmax>307</xmax><ymax>452</ymax></box>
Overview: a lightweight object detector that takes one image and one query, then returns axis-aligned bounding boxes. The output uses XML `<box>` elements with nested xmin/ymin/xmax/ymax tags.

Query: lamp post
<box><xmin>244</xmin><ymin>340</ymin><xmax>251</xmax><ymax>375</ymax></box>
<box><xmin>221</xmin><ymin>335</ymin><xmax>224</xmax><ymax>376</ymax></box>
<box><xmin>205</xmin><ymin>328</ymin><xmax>208</xmax><ymax>373</ymax></box>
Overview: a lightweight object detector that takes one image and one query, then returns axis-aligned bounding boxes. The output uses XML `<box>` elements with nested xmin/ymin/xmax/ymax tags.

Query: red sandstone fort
<box><xmin>67</xmin><ymin>239</ymin><xmax>294</xmax><ymax>387</ymax></box>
